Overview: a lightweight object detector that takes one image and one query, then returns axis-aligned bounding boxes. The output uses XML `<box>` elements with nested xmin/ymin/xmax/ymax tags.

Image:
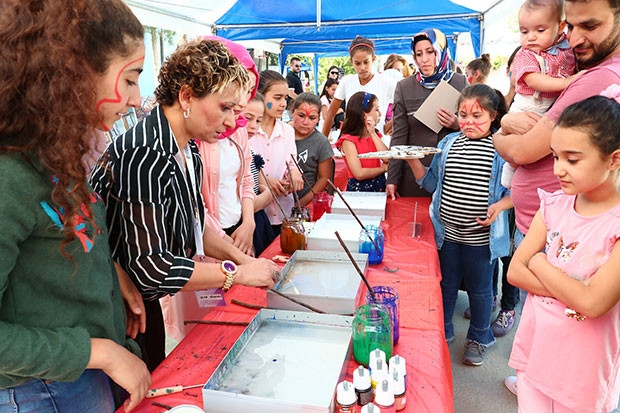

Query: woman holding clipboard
<box><xmin>387</xmin><ymin>28</ymin><xmax>467</xmax><ymax>198</ymax></box>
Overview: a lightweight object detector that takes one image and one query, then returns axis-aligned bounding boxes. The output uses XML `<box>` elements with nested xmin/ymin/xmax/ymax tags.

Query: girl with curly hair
<box><xmin>0</xmin><ymin>0</ymin><xmax>151</xmax><ymax>411</ymax></box>
<box><xmin>90</xmin><ymin>39</ymin><xmax>280</xmax><ymax>371</ymax></box>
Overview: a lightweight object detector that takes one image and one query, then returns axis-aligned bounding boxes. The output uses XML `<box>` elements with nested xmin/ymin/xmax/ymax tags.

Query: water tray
<box><xmin>203</xmin><ymin>309</ymin><xmax>353</xmax><ymax>413</ymax></box>
<box><xmin>267</xmin><ymin>250</ymin><xmax>366</xmax><ymax>315</ymax></box>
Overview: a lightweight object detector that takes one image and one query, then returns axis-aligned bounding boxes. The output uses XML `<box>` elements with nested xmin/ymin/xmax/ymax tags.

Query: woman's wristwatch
<box><xmin>220</xmin><ymin>260</ymin><xmax>238</xmax><ymax>292</ymax></box>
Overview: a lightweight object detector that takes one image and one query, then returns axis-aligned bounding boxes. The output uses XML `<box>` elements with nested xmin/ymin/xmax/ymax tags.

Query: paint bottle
<box><xmin>353</xmin><ymin>365</ymin><xmax>373</xmax><ymax>407</ymax></box>
<box><xmin>370</xmin><ymin>359</ymin><xmax>388</xmax><ymax>394</ymax></box>
<box><xmin>388</xmin><ymin>355</ymin><xmax>407</xmax><ymax>387</ymax></box>
<box><xmin>368</xmin><ymin>348</ymin><xmax>386</xmax><ymax>374</ymax></box>
<box><xmin>390</xmin><ymin>369</ymin><xmax>407</xmax><ymax>411</ymax></box>
<box><xmin>336</xmin><ymin>380</ymin><xmax>358</xmax><ymax>413</ymax></box>
<box><xmin>360</xmin><ymin>403</ymin><xmax>381</xmax><ymax>413</ymax></box>
<box><xmin>374</xmin><ymin>379</ymin><xmax>396</xmax><ymax>413</ymax></box>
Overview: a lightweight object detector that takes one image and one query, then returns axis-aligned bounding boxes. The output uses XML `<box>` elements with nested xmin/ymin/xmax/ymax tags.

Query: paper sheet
<box><xmin>413</xmin><ymin>80</ymin><xmax>461</xmax><ymax>133</ymax></box>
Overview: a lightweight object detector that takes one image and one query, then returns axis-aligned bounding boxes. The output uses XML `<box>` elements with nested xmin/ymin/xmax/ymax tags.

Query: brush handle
<box><xmin>290</xmin><ymin>154</ymin><xmax>316</xmax><ymax>196</ymax></box>
<box><xmin>327</xmin><ymin>180</ymin><xmax>381</xmax><ymax>252</ymax></box>
<box><xmin>334</xmin><ymin>231</ymin><xmax>376</xmax><ymax>301</ymax></box>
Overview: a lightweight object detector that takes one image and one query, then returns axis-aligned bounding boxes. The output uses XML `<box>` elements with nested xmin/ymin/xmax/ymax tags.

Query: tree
<box><xmin>145</xmin><ymin>26</ymin><xmax>176</xmax><ymax>81</ymax></box>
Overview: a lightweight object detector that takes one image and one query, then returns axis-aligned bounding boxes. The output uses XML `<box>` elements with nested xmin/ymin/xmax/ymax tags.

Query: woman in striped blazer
<box><xmin>91</xmin><ymin>39</ymin><xmax>280</xmax><ymax>371</ymax></box>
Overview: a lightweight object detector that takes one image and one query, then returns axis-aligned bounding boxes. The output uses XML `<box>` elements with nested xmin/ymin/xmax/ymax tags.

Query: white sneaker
<box><xmin>504</xmin><ymin>375</ymin><xmax>517</xmax><ymax>396</ymax></box>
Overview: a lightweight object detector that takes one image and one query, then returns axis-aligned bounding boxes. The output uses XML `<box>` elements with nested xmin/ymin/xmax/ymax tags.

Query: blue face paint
<box><xmin>266</xmin><ymin>101</ymin><xmax>273</xmax><ymax>110</ymax></box>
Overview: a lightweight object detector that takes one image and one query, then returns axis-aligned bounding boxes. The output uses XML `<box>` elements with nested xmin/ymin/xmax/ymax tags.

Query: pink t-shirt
<box><xmin>512</xmin><ymin>53</ymin><xmax>620</xmax><ymax>234</ymax></box>
<box><xmin>510</xmin><ymin>190</ymin><xmax>620</xmax><ymax>413</ymax></box>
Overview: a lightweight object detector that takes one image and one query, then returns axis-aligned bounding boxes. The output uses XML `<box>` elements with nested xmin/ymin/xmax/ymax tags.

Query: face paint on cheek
<box><xmin>95</xmin><ymin>56</ymin><xmax>145</xmax><ymax>130</ymax></box>
<box><xmin>266</xmin><ymin>101</ymin><xmax>273</xmax><ymax>110</ymax></box>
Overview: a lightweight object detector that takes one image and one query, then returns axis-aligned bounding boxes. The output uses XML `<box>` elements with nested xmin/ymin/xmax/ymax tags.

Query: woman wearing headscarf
<box><xmin>386</xmin><ymin>28</ymin><xmax>468</xmax><ymax>198</ymax></box>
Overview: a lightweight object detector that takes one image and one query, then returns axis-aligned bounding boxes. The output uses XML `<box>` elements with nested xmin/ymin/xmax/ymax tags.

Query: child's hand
<box><xmin>266</xmin><ymin>176</ymin><xmax>287</xmax><ymax>197</ymax></box>
<box><xmin>528</xmin><ymin>251</ymin><xmax>549</xmax><ymax>276</ymax></box>
<box><xmin>564</xmin><ymin>70</ymin><xmax>585</xmax><ymax>88</ymax></box>
<box><xmin>476</xmin><ymin>204</ymin><xmax>500</xmax><ymax>227</ymax></box>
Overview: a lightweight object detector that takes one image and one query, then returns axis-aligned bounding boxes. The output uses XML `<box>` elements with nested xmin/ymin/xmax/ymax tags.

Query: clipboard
<box><xmin>413</xmin><ymin>80</ymin><xmax>461</xmax><ymax>133</ymax></box>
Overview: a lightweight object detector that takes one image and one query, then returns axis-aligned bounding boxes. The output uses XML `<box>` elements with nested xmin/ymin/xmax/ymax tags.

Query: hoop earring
<box><xmin>183</xmin><ymin>107</ymin><xmax>191</xmax><ymax>119</ymax></box>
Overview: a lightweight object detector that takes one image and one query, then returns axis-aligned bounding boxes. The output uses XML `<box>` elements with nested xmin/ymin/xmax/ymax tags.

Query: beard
<box><xmin>577</xmin><ymin>23</ymin><xmax>620</xmax><ymax>69</ymax></box>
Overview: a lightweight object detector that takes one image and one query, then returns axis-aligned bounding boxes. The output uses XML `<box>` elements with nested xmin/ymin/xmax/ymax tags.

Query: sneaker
<box><xmin>492</xmin><ymin>309</ymin><xmax>516</xmax><ymax>337</ymax></box>
<box><xmin>462</xmin><ymin>340</ymin><xmax>486</xmax><ymax>366</ymax></box>
<box><xmin>464</xmin><ymin>295</ymin><xmax>497</xmax><ymax>319</ymax></box>
<box><xmin>446</xmin><ymin>334</ymin><xmax>455</xmax><ymax>344</ymax></box>
<box><xmin>504</xmin><ymin>375</ymin><xmax>517</xmax><ymax>396</ymax></box>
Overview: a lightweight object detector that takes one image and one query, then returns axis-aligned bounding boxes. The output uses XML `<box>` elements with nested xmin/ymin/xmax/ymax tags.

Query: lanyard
<box><xmin>175</xmin><ymin>144</ymin><xmax>205</xmax><ymax>257</ymax></box>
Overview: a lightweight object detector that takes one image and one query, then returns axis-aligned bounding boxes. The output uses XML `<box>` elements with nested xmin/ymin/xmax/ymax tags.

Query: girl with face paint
<box><xmin>291</xmin><ymin>93</ymin><xmax>334</xmax><ymax>207</ymax></box>
<box><xmin>0</xmin><ymin>0</ymin><xmax>152</xmax><ymax>411</ymax></box>
<box><xmin>91</xmin><ymin>40</ymin><xmax>281</xmax><ymax>372</ymax></box>
<box><xmin>405</xmin><ymin>84</ymin><xmax>513</xmax><ymax>367</ymax></box>
<box><xmin>250</xmin><ymin>70</ymin><xmax>304</xmax><ymax>235</ymax></box>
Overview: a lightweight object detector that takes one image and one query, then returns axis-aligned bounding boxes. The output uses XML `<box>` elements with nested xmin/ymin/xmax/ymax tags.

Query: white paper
<box><xmin>413</xmin><ymin>80</ymin><xmax>461</xmax><ymax>133</ymax></box>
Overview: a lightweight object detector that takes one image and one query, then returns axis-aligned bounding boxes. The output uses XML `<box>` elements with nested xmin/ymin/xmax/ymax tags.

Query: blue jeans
<box><xmin>439</xmin><ymin>240</ymin><xmax>495</xmax><ymax>346</ymax></box>
<box><xmin>0</xmin><ymin>370</ymin><xmax>115</xmax><ymax>413</ymax></box>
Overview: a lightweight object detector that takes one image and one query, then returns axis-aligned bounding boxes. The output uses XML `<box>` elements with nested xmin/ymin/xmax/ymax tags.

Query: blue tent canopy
<box><xmin>215</xmin><ymin>0</ymin><xmax>483</xmax><ymax>59</ymax></box>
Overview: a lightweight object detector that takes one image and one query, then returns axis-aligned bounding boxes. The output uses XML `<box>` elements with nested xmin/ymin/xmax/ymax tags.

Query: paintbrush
<box><xmin>327</xmin><ymin>179</ymin><xmax>380</xmax><ymax>251</ymax></box>
<box><xmin>290</xmin><ymin>153</ymin><xmax>316</xmax><ymax>197</ymax></box>
<box><xmin>269</xmin><ymin>288</ymin><xmax>325</xmax><ymax>313</ymax></box>
<box><xmin>260</xmin><ymin>169</ymin><xmax>289</xmax><ymax>222</ymax></box>
<box><xmin>334</xmin><ymin>231</ymin><xmax>376</xmax><ymax>301</ymax></box>
<box><xmin>285</xmin><ymin>160</ymin><xmax>301</xmax><ymax>208</ymax></box>
<box><xmin>183</xmin><ymin>320</ymin><xmax>249</xmax><ymax>326</ymax></box>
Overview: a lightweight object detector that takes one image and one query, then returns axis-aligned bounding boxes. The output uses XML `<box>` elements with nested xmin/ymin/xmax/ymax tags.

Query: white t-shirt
<box><xmin>334</xmin><ymin>72</ymin><xmax>396</xmax><ymax>132</ymax></box>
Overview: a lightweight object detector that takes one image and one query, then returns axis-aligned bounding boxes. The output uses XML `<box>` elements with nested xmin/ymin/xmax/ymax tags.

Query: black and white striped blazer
<box><xmin>90</xmin><ymin>105</ymin><xmax>204</xmax><ymax>301</ymax></box>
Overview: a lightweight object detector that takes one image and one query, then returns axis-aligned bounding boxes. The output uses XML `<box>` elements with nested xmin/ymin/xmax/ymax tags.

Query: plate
<box><xmin>391</xmin><ymin>145</ymin><xmax>442</xmax><ymax>155</ymax></box>
<box><xmin>358</xmin><ymin>145</ymin><xmax>441</xmax><ymax>160</ymax></box>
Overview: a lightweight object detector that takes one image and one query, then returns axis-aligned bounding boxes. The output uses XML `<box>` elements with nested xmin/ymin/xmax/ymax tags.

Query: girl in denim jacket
<box><xmin>406</xmin><ymin>84</ymin><xmax>512</xmax><ymax>366</ymax></box>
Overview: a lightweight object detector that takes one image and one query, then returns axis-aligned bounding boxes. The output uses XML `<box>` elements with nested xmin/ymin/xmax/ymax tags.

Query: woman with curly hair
<box><xmin>90</xmin><ymin>39</ymin><xmax>280</xmax><ymax>371</ymax></box>
<box><xmin>0</xmin><ymin>0</ymin><xmax>151</xmax><ymax>411</ymax></box>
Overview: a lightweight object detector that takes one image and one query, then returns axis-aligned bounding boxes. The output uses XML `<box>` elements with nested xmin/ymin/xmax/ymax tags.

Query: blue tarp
<box><xmin>215</xmin><ymin>0</ymin><xmax>483</xmax><ymax>59</ymax></box>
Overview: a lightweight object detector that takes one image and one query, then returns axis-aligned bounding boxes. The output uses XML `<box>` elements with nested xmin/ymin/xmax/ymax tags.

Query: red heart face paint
<box><xmin>457</xmin><ymin>98</ymin><xmax>494</xmax><ymax>139</ymax></box>
<box><xmin>95</xmin><ymin>44</ymin><xmax>145</xmax><ymax>131</ymax></box>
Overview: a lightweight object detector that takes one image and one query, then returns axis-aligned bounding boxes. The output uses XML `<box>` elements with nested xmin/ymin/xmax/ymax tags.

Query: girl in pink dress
<box><xmin>507</xmin><ymin>86</ymin><xmax>620</xmax><ymax>413</ymax></box>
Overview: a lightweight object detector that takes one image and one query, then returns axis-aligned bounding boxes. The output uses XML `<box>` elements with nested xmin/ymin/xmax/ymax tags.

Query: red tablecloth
<box><xmin>124</xmin><ymin>197</ymin><xmax>452</xmax><ymax>413</ymax></box>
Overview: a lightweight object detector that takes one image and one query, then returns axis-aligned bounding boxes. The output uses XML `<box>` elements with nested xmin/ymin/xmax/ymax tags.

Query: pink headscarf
<box><xmin>203</xmin><ymin>36</ymin><xmax>259</xmax><ymax>138</ymax></box>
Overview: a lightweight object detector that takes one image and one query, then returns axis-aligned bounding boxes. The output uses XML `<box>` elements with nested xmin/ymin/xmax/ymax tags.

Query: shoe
<box><xmin>492</xmin><ymin>310</ymin><xmax>516</xmax><ymax>337</ymax></box>
<box><xmin>504</xmin><ymin>375</ymin><xmax>517</xmax><ymax>396</ymax></box>
<box><xmin>464</xmin><ymin>296</ymin><xmax>497</xmax><ymax>319</ymax></box>
<box><xmin>446</xmin><ymin>335</ymin><xmax>455</xmax><ymax>344</ymax></box>
<box><xmin>462</xmin><ymin>340</ymin><xmax>486</xmax><ymax>366</ymax></box>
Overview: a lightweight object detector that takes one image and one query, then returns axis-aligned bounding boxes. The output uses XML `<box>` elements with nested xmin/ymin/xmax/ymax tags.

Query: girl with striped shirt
<box><xmin>406</xmin><ymin>84</ymin><xmax>512</xmax><ymax>367</ymax></box>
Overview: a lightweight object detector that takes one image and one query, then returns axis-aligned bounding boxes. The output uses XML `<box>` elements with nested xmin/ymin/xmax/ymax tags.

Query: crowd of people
<box><xmin>2</xmin><ymin>0</ymin><xmax>620</xmax><ymax>412</ymax></box>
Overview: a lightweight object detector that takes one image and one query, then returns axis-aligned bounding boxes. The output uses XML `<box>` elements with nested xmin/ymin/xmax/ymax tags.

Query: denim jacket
<box><xmin>417</xmin><ymin>132</ymin><xmax>511</xmax><ymax>262</ymax></box>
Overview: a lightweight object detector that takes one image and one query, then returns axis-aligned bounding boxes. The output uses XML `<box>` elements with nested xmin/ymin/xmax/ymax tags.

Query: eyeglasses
<box><xmin>294</xmin><ymin>64</ymin><xmax>301</xmax><ymax>68</ymax></box>
<box><xmin>330</xmin><ymin>71</ymin><xmax>339</xmax><ymax>75</ymax></box>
